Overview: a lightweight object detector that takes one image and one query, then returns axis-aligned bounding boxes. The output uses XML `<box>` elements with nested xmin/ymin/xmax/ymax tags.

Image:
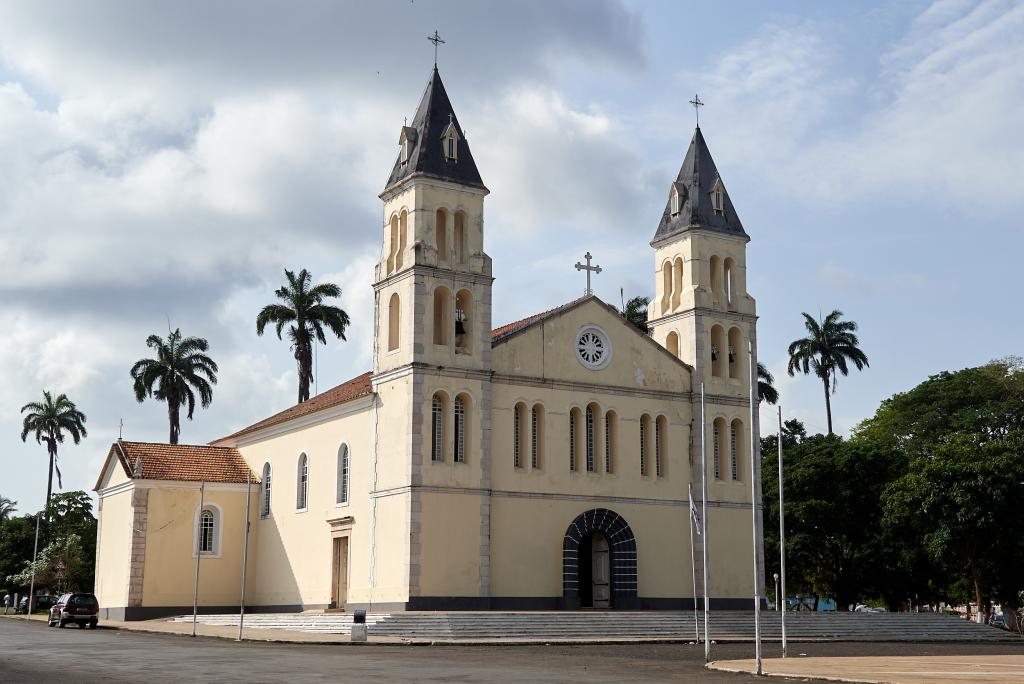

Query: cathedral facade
<box><xmin>93</xmin><ymin>67</ymin><xmax>763</xmax><ymax>619</ymax></box>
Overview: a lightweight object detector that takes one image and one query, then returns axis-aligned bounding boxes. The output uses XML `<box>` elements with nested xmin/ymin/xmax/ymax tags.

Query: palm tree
<box><xmin>131</xmin><ymin>329</ymin><xmax>218</xmax><ymax>445</ymax></box>
<box><xmin>0</xmin><ymin>496</ymin><xmax>16</xmax><ymax>521</ymax></box>
<box><xmin>619</xmin><ymin>295</ymin><xmax>650</xmax><ymax>334</ymax></box>
<box><xmin>757</xmin><ymin>362</ymin><xmax>779</xmax><ymax>405</ymax></box>
<box><xmin>20</xmin><ymin>391</ymin><xmax>88</xmax><ymax>512</ymax></box>
<box><xmin>257</xmin><ymin>268</ymin><xmax>351</xmax><ymax>403</ymax></box>
<box><xmin>787</xmin><ymin>310</ymin><xmax>869</xmax><ymax>434</ymax></box>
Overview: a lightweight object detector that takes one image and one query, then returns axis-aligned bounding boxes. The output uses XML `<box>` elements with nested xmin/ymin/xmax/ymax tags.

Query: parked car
<box><xmin>18</xmin><ymin>595</ymin><xmax>56</xmax><ymax>614</ymax></box>
<box><xmin>47</xmin><ymin>593</ymin><xmax>99</xmax><ymax>629</ymax></box>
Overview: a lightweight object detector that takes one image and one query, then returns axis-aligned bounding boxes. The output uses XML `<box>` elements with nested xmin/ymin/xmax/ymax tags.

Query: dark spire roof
<box><xmin>652</xmin><ymin>127</ymin><xmax>745</xmax><ymax>244</ymax></box>
<box><xmin>383</xmin><ymin>67</ymin><xmax>486</xmax><ymax>193</ymax></box>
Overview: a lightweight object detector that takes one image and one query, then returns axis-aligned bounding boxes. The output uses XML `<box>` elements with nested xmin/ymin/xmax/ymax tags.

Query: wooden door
<box><xmin>331</xmin><ymin>537</ymin><xmax>349</xmax><ymax>610</ymax></box>
<box><xmin>591</xmin><ymin>533</ymin><xmax>610</xmax><ymax>608</ymax></box>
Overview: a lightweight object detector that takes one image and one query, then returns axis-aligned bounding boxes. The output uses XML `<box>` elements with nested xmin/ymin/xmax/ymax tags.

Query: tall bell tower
<box><xmin>370</xmin><ymin>66</ymin><xmax>495</xmax><ymax>606</ymax></box>
<box><xmin>647</xmin><ymin>125</ymin><xmax>764</xmax><ymax>595</ymax></box>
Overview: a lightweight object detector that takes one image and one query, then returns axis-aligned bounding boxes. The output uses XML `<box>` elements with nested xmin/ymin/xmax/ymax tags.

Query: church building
<box><xmin>92</xmin><ymin>66</ymin><xmax>764</xmax><ymax>620</ymax></box>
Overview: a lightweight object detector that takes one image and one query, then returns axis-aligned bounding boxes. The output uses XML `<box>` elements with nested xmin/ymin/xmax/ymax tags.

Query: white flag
<box><xmin>689</xmin><ymin>483</ymin><xmax>702</xmax><ymax>534</ymax></box>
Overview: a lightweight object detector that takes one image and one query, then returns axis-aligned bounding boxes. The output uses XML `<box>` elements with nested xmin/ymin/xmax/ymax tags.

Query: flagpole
<box><xmin>192</xmin><ymin>481</ymin><xmax>205</xmax><ymax>638</ymax></box>
<box><xmin>238</xmin><ymin>471</ymin><xmax>252</xmax><ymax>641</ymax></box>
<box><xmin>688</xmin><ymin>485</ymin><xmax>700</xmax><ymax>642</ymax></box>
<box><xmin>700</xmin><ymin>382</ymin><xmax>710</xmax><ymax>662</ymax></box>
<box><xmin>748</xmin><ymin>342</ymin><xmax>762</xmax><ymax>676</ymax></box>
<box><xmin>778</xmin><ymin>405</ymin><xmax>788</xmax><ymax>658</ymax></box>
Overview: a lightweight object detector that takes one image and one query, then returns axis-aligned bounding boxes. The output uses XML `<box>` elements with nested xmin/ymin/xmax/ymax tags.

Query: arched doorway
<box><xmin>562</xmin><ymin>508</ymin><xmax>637</xmax><ymax>609</ymax></box>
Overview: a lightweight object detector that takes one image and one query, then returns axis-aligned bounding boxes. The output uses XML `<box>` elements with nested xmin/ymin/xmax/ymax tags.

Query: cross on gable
<box><xmin>574</xmin><ymin>252</ymin><xmax>602</xmax><ymax>296</ymax></box>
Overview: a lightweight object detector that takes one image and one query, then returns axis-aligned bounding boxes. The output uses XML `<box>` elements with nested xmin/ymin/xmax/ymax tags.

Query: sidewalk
<box><xmin>0</xmin><ymin>613</ymin><xmax>400</xmax><ymax>645</ymax></box>
<box><xmin>709</xmin><ymin>655</ymin><xmax>1024</xmax><ymax>683</ymax></box>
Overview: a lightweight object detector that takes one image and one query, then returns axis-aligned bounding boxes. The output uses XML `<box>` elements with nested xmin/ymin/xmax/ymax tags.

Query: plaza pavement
<box><xmin>710</xmin><ymin>654</ymin><xmax>1024</xmax><ymax>683</ymax></box>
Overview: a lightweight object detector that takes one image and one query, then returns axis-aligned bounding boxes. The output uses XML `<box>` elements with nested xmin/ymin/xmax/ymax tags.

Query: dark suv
<box><xmin>48</xmin><ymin>593</ymin><xmax>99</xmax><ymax>629</ymax></box>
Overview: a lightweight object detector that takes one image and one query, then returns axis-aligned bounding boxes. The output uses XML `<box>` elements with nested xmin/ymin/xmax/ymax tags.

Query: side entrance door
<box><xmin>331</xmin><ymin>537</ymin><xmax>349</xmax><ymax>610</ymax></box>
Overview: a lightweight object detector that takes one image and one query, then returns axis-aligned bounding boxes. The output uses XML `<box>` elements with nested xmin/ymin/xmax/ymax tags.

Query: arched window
<box><xmin>454</xmin><ymin>395</ymin><xmax>468</xmax><ymax>464</ymax></box>
<box><xmin>670</xmin><ymin>186</ymin><xmax>680</xmax><ymax>215</ymax></box>
<box><xmin>710</xmin><ymin>325</ymin><xmax>726</xmax><ymax>378</ymax></box>
<box><xmin>655</xmin><ymin>415</ymin><xmax>667</xmax><ymax>478</ymax></box>
<box><xmin>388</xmin><ymin>293</ymin><xmax>400</xmax><ymax>351</ymax></box>
<box><xmin>714</xmin><ymin>188</ymin><xmax>724</xmax><ymax>215</ymax></box>
<box><xmin>728</xmin><ymin>327</ymin><xmax>742</xmax><ymax>380</ymax></box>
<box><xmin>709</xmin><ymin>255</ymin><xmax>722</xmax><ymax>306</ymax></box>
<box><xmin>731</xmin><ymin>419</ymin><xmax>743</xmax><ymax>481</ymax></box>
<box><xmin>513</xmin><ymin>402</ymin><xmax>527</xmax><ymax>469</ymax></box>
<box><xmin>640</xmin><ymin>414</ymin><xmax>651</xmax><ymax>476</ymax></box>
<box><xmin>660</xmin><ymin>261</ymin><xmax>672</xmax><ymax>314</ymax></box>
<box><xmin>454</xmin><ymin>212</ymin><xmax>466</xmax><ymax>263</ymax></box>
<box><xmin>713</xmin><ymin>418</ymin><xmax>725</xmax><ymax>480</ymax></box>
<box><xmin>387</xmin><ymin>215</ymin><xmax>398</xmax><ymax>275</ymax></box>
<box><xmin>396</xmin><ymin>210</ymin><xmax>408</xmax><ymax>269</ymax></box>
<box><xmin>337</xmin><ymin>445</ymin><xmax>350</xmax><ymax>505</ymax></box>
<box><xmin>433</xmin><ymin>286</ymin><xmax>451</xmax><ymax>346</ymax></box>
<box><xmin>666</xmin><ymin>331</ymin><xmax>679</xmax><ymax>358</ymax></box>
<box><xmin>455</xmin><ymin>289</ymin><xmax>472</xmax><ymax>353</ymax></box>
<box><xmin>672</xmin><ymin>257</ymin><xmax>683</xmax><ymax>310</ymax></box>
<box><xmin>531</xmin><ymin>404</ymin><xmax>544</xmax><ymax>470</ymax></box>
<box><xmin>585</xmin><ymin>403</ymin><xmax>599</xmax><ymax>473</ymax></box>
<box><xmin>724</xmin><ymin>257</ymin><xmax>735</xmax><ymax>307</ymax></box>
<box><xmin>569</xmin><ymin>407</ymin><xmax>582</xmax><ymax>472</ymax></box>
<box><xmin>436</xmin><ymin>208</ymin><xmax>448</xmax><ymax>262</ymax></box>
<box><xmin>604</xmin><ymin>410</ymin><xmax>617</xmax><ymax>474</ymax></box>
<box><xmin>432</xmin><ymin>393</ymin><xmax>446</xmax><ymax>463</ymax></box>
<box><xmin>261</xmin><ymin>463</ymin><xmax>272</xmax><ymax>518</ymax></box>
<box><xmin>296</xmin><ymin>453</ymin><xmax>309</xmax><ymax>510</ymax></box>
<box><xmin>199</xmin><ymin>508</ymin><xmax>216</xmax><ymax>554</ymax></box>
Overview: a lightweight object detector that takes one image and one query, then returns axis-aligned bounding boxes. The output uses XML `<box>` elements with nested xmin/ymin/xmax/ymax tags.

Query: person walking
<box><xmin>3</xmin><ymin>593</ymin><xmax>11</xmax><ymax>615</ymax></box>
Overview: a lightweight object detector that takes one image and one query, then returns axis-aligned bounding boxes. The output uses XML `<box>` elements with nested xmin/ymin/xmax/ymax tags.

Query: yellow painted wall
<box><xmin>140</xmin><ymin>485</ymin><xmax>254</xmax><ymax>608</ymax></box>
<box><xmin>94</xmin><ymin>488</ymin><xmax>132</xmax><ymax>609</ymax></box>
<box><xmin>417</xmin><ymin>491</ymin><xmax>482</xmax><ymax>597</ymax></box>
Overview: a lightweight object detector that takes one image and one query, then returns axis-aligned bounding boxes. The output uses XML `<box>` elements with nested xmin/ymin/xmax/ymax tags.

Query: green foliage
<box><xmin>131</xmin><ymin>328</ymin><xmax>218</xmax><ymax>445</ymax></box>
<box><xmin>257</xmin><ymin>268</ymin><xmax>350</xmax><ymax>404</ymax></box>
<box><xmin>0</xmin><ymin>513</ymin><xmax>39</xmax><ymax>593</ymax></box>
<box><xmin>765</xmin><ymin>359</ymin><xmax>1024</xmax><ymax>620</ymax></box>
<box><xmin>46</xmin><ymin>492</ymin><xmax>97</xmax><ymax>591</ymax></box>
<box><xmin>618</xmin><ymin>296</ymin><xmax>650</xmax><ymax>334</ymax></box>
<box><xmin>757</xmin><ymin>362</ymin><xmax>779</xmax><ymax>405</ymax></box>
<box><xmin>786</xmin><ymin>310</ymin><xmax>869</xmax><ymax>434</ymax></box>
<box><xmin>0</xmin><ymin>497</ymin><xmax>16</xmax><ymax>521</ymax></box>
<box><xmin>7</xmin><ymin>534</ymin><xmax>83</xmax><ymax>595</ymax></box>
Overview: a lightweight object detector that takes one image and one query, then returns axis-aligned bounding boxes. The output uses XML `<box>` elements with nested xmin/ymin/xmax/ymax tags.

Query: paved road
<box><xmin>0</xmin><ymin>617</ymin><xmax>1022</xmax><ymax>683</ymax></box>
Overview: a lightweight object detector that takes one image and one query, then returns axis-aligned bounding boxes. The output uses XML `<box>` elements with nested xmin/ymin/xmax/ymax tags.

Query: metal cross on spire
<box><xmin>575</xmin><ymin>252</ymin><xmax>602</xmax><ymax>296</ymax></box>
<box><xmin>427</xmin><ymin>30</ymin><xmax>445</xmax><ymax>67</ymax></box>
<box><xmin>689</xmin><ymin>93</ymin><xmax>704</xmax><ymax>128</ymax></box>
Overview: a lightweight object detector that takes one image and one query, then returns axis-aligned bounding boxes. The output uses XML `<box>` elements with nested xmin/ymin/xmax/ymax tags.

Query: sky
<box><xmin>1</xmin><ymin>0</ymin><xmax>1021</xmax><ymax>514</ymax></box>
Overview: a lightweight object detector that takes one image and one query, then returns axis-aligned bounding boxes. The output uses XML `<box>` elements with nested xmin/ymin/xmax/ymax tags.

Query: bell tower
<box><xmin>370</xmin><ymin>66</ymin><xmax>495</xmax><ymax>607</ymax></box>
<box><xmin>647</xmin><ymin>125</ymin><xmax>763</xmax><ymax>595</ymax></box>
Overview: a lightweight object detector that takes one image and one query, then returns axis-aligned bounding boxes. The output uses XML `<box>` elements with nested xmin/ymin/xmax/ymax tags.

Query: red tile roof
<box><xmin>491</xmin><ymin>297</ymin><xmax>586</xmax><ymax>342</ymax></box>
<box><xmin>96</xmin><ymin>441</ymin><xmax>254</xmax><ymax>487</ymax></box>
<box><xmin>217</xmin><ymin>371</ymin><xmax>374</xmax><ymax>442</ymax></box>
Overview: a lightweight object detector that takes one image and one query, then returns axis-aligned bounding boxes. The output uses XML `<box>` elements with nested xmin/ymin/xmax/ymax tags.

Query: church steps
<box><xmin>169</xmin><ymin>612</ymin><xmax>1015</xmax><ymax>642</ymax></box>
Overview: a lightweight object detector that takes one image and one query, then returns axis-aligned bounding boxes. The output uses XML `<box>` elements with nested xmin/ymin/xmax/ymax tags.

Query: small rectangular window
<box><xmin>586</xmin><ymin>408</ymin><xmax>595</xmax><ymax>473</ymax></box>
<box><xmin>569</xmin><ymin>412</ymin><xmax>577</xmax><ymax>472</ymax></box>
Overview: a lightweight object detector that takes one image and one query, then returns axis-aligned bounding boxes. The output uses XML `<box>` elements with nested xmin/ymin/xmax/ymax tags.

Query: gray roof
<box><xmin>652</xmin><ymin>127</ymin><xmax>745</xmax><ymax>243</ymax></box>
<box><xmin>383</xmin><ymin>67</ymin><xmax>486</xmax><ymax>193</ymax></box>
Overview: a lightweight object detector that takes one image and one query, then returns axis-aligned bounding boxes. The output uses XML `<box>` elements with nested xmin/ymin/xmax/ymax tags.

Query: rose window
<box><xmin>575</xmin><ymin>326</ymin><xmax>612</xmax><ymax>370</ymax></box>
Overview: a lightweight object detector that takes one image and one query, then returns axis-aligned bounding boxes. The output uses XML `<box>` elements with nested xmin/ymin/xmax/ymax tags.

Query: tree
<box><xmin>757</xmin><ymin>362</ymin><xmax>779</xmax><ymax>405</ymax></box>
<box><xmin>619</xmin><ymin>296</ymin><xmax>650</xmax><ymax>334</ymax></box>
<box><xmin>131</xmin><ymin>328</ymin><xmax>218</xmax><ymax>445</ymax></box>
<box><xmin>787</xmin><ymin>310</ymin><xmax>869</xmax><ymax>434</ymax></box>
<box><xmin>0</xmin><ymin>514</ymin><xmax>40</xmax><ymax>593</ymax></box>
<box><xmin>7</xmin><ymin>534</ymin><xmax>83</xmax><ymax>596</ymax></box>
<box><xmin>256</xmin><ymin>268</ymin><xmax>351</xmax><ymax>403</ymax></box>
<box><xmin>47</xmin><ymin>492</ymin><xmax>97</xmax><ymax>592</ymax></box>
<box><xmin>0</xmin><ymin>497</ymin><xmax>16</xmax><ymax>521</ymax></box>
<box><xmin>20</xmin><ymin>391</ymin><xmax>88</xmax><ymax>513</ymax></box>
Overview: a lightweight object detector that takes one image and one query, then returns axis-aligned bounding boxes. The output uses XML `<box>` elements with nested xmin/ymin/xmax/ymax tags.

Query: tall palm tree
<box><xmin>787</xmin><ymin>310</ymin><xmax>869</xmax><ymax>434</ymax></box>
<box><xmin>20</xmin><ymin>391</ymin><xmax>87</xmax><ymax>512</ymax></box>
<box><xmin>757</xmin><ymin>362</ymin><xmax>779</xmax><ymax>405</ymax></box>
<box><xmin>131</xmin><ymin>329</ymin><xmax>218</xmax><ymax>445</ymax></box>
<box><xmin>620</xmin><ymin>295</ymin><xmax>650</xmax><ymax>334</ymax></box>
<box><xmin>0</xmin><ymin>496</ymin><xmax>16</xmax><ymax>521</ymax></box>
<box><xmin>257</xmin><ymin>268</ymin><xmax>351</xmax><ymax>403</ymax></box>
